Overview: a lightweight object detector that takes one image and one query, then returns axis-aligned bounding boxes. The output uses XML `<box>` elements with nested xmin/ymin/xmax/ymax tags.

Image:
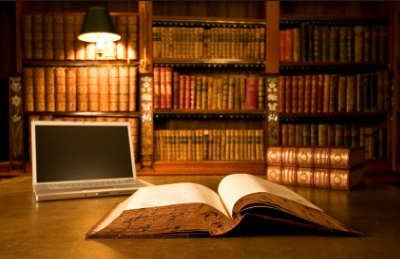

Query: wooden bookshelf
<box><xmin>0</xmin><ymin>1</ymin><xmax>399</xmax><ymax>179</ymax></box>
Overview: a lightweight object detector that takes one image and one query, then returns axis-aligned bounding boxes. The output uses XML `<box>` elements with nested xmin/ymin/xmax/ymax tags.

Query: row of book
<box><xmin>278</xmin><ymin>71</ymin><xmax>392</xmax><ymax>114</ymax></box>
<box><xmin>280</xmin><ymin>24</ymin><xmax>389</xmax><ymax>62</ymax></box>
<box><xmin>266</xmin><ymin>146</ymin><xmax>365</xmax><ymax>190</ymax></box>
<box><xmin>27</xmin><ymin>115</ymin><xmax>140</xmax><ymax>162</ymax></box>
<box><xmin>154</xmin><ymin>67</ymin><xmax>265</xmax><ymax>110</ymax></box>
<box><xmin>153</xmin><ymin>26</ymin><xmax>265</xmax><ymax>59</ymax></box>
<box><xmin>21</xmin><ymin>14</ymin><xmax>138</xmax><ymax>60</ymax></box>
<box><xmin>22</xmin><ymin>66</ymin><xmax>138</xmax><ymax>112</ymax></box>
<box><xmin>280</xmin><ymin>123</ymin><xmax>387</xmax><ymax>160</ymax></box>
<box><xmin>154</xmin><ymin>129</ymin><xmax>264</xmax><ymax>161</ymax></box>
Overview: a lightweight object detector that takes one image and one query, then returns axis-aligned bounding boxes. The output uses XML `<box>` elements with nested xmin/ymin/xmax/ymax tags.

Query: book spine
<box><xmin>245</xmin><ymin>77</ymin><xmax>259</xmax><ymax>109</ymax></box>
<box><xmin>55</xmin><ymin>67</ymin><xmax>67</xmax><ymax>112</ymax></box>
<box><xmin>128</xmin><ymin>67</ymin><xmax>137</xmax><ymax>112</ymax></box>
<box><xmin>22</xmin><ymin>15</ymin><xmax>33</xmax><ymax>60</ymax></box>
<box><xmin>291</xmin><ymin>76</ymin><xmax>298</xmax><ymax>113</ymax></box>
<box><xmin>166</xmin><ymin>67</ymin><xmax>173</xmax><ymax>109</ymax></box>
<box><xmin>118</xmin><ymin>67</ymin><xmax>129</xmax><ymax>112</ymax></box>
<box><xmin>23</xmin><ymin>68</ymin><xmax>34</xmax><ymax>111</ymax></box>
<box><xmin>44</xmin><ymin>67</ymin><xmax>55</xmax><ymax>112</ymax></box>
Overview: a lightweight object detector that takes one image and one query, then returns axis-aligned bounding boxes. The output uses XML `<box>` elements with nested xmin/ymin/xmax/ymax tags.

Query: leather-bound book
<box><xmin>246</xmin><ymin>77</ymin><xmax>259</xmax><ymax>109</ymax></box>
<box><xmin>346</xmin><ymin>75</ymin><xmax>356</xmax><ymax>112</ymax></box>
<box><xmin>53</xmin><ymin>15</ymin><xmax>65</xmax><ymax>60</ymax></box>
<box><xmin>116</xmin><ymin>15</ymin><xmax>127</xmax><ymax>60</ymax></box>
<box><xmin>23</xmin><ymin>67</ymin><xmax>34</xmax><ymax>112</ymax></box>
<box><xmin>363</xmin><ymin>26</ymin><xmax>371</xmax><ymax>62</ymax></box>
<box><xmin>55</xmin><ymin>67</ymin><xmax>67</xmax><ymax>112</ymax></box>
<box><xmin>32</xmin><ymin>15</ymin><xmax>43</xmax><ymax>59</ymax></box>
<box><xmin>74</xmin><ymin>15</ymin><xmax>85</xmax><ymax>60</ymax></box>
<box><xmin>21</xmin><ymin>15</ymin><xmax>33</xmax><ymax>60</ymax></box>
<box><xmin>297</xmin><ymin>75</ymin><xmax>305</xmax><ymax>113</ymax></box>
<box><xmin>98</xmin><ymin>67</ymin><xmax>109</xmax><ymax>112</ymax></box>
<box><xmin>318</xmin><ymin>124</ymin><xmax>328</xmax><ymax>146</ymax></box>
<box><xmin>343</xmin><ymin>124</ymin><xmax>352</xmax><ymax>147</ymax></box>
<box><xmin>329</xmin><ymin>26</ymin><xmax>339</xmax><ymax>62</ymax></box>
<box><xmin>266</xmin><ymin>166</ymin><xmax>364</xmax><ymax>191</ymax></box>
<box><xmin>323</xmin><ymin>74</ymin><xmax>330</xmax><ymax>113</ymax></box>
<box><xmin>76</xmin><ymin>67</ymin><xmax>88</xmax><ymax>112</ymax></box>
<box><xmin>33</xmin><ymin>67</ymin><xmax>45</xmax><ymax>112</ymax></box>
<box><xmin>335</xmin><ymin>124</ymin><xmax>344</xmax><ymax>147</ymax></box>
<box><xmin>266</xmin><ymin>146</ymin><xmax>365</xmax><ymax>169</ymax></box>
<box><xmin>127</xmin><ymin>15</ymin><xmax>138</xmax><ymax>60</ymax></box>
<box><xmin>300</xmin><ymin>23</ymin><xmax>309</xmax><ymax>61</ymax></box>
<box><xmin>64</xmin><ymin>15</ymin><xmax>75</xmax><ymax>60</ymax></box>
<box><xmin>329</xmin><ymin>74</ymin><xmax>339</xmax><ymax>113</ymax></box>
<box><xmin>321</xmin><ymin>26</ymin><xmax>330</xmax><ymax>62</ymax></box>
<box><xmin>128</xmin><ymin>66</ymin><xmax>137</xmax><ymax>112</ymax></box>
<box><xmin>311</xmin><ymin>75</ymin><xmax>318</xmax><ymax>113</ymax></box>
<box><xmin>304</xmin><ymin>75</ymin><xmax>311</xmax><ymax>113</ymax></box>
<box><xmin>165</xmin><ymin>67</ymin><xmax>173</xmax><ymax>109</ymax></box>
<box><xmin>153</xmin><ymin>67</ymin><xmax>160</xmax><ymax>109</ymax></box>
<box><xmin>302</xmin><ymin>124</ymin><xmax>311</xmax><ymax>146</ymax></box>
<box><xmin>118</xmin><ymin>66</ymin><xmax>129</xmax><ymax>112</ymax></box>
<box><xmin>371</xmin><ymin>25</ymin><xmax>380</xmax><ymax>62</ymax></box>
<box><xmin>281</xmin><ymin>124</ymin><xmax>288</xmax><ymax>146</ymax></box>
<box><xmin>288</xmin><ymin>124</ymin><xmax>295</xmax><ymax>146</ymax></box>
<box><xmin>293</xmin><ymin>27</ymin><xmax>301</xmax><ymax>62</ymax></box>
<box><xmin>339</xmin><ymin>26</ymin><xmax>348</xmax><ymax>62</ymax></box>
<box><xmin>327</xmin><ymin>124</ymin><xmax>336</xmax><ymax>147</ymax></box>
<box><xmin>285</xmin><ymin>28</ymin><xmax>294</xmax><ymax>62</ymax></box>
<box><xmin>291</xmin><ymin>75</ymin><xmax>298</xmax><ymax>113</ymax></box>
<box><xmin>354</xmin><ymin>26</ymin><xmax>364</xmax><ymax>62</ymax></box>
<box><xmin>379</xmin><ymin>25</ymin><xmax>389</xmax><ymax>62</ymax></box>
<box><xmin>44</xmin><ymin>67</ymin><xmax>55</xmax><ymax>112</ymax></box>
<box><xmin>43</xmin><ymin>15</ymin><xmax>54</xmax><ymax>60</ymax></box>
<box><xmin>356</xmin><ymin>73</ymin><xmax>364</xmax><ymax>112</ymax></box>
<box><xmin>310</xmin><ymin>124</ymin><xmax>318</xmax><ymax>146</ymax></box>
<box><xmin>88</xmin><ymin>67</ymin><xmax>99</xmax><ymax>112</ymax></box>
<box><xmin>313</xmin><ymin>26</ymin><xmax>322</xmax><ymax>62</ymax></box>
<box><xmin>337</xmin><ymin>75</ymin><xmax>347</xmax><ymax>112</ymax></box>
<box><xmin>285</xmin><ymin>75</ymin><xmax>292</xmax><ymax>113</ymax></box>
<box><xmin>295</xmin><ymin>124</ymin><xmax>303</xmax><ymax>146</ymax></box>
<box><xmin>278</xmin><ymin>76</ymin><xmax>285</xmax><ymax>113</ymax></box>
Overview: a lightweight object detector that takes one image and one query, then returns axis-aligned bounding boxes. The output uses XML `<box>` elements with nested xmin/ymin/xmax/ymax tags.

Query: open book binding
<box><xmin>86</xmin><ymin>174</ymin><xmax>363</xmax><ymax>238</ymax></box>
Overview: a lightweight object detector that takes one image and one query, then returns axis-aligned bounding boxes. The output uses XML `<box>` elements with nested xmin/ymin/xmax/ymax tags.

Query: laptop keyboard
<box><xmin>47</xmin><ymin>179</ymin><xmax>134</xmax><ymax>190</ymax></box>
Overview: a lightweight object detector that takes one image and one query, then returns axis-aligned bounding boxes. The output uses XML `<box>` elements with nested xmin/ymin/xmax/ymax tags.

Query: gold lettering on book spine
<box><xmin>296</xmin><ymin>147</ymin><xmax>314</xmax><ymax>167</ymax></box>
<box><xmin>313</xmin><ymin>168</ymin><xmax>330</xmax><ymax>189</ymax></box>
<box><xmin>314</xmin><ymin>148</ymin><xmax>330</xmax><ymax>168</ymax></box>
<box><xmin>329</xmin><ymin>148</ymin><xmax>350</xmax><ymax>169</ymax></box>
<box><xmin>282</xmin><ymin>147</ymin><xmax>297</xmax><ymax>166</ymax></box>
<box><xmin>266</xmin><ymin>166</ymin><xmax>282</xmax><ymax>184</ymax></box>
<box><xmin>296</xmin><ymin>167</ymin><xmax>313</xmax><ymax>187</ymax></box>
<box><xmin>330</xmin><ymin>169</ymin><xmax>348</xmax><ymax>190</ymax></box>
<box><xmin>282</xmin><ymin>166</ymin><xmax>297</xmax><ymax>185</ymax></box>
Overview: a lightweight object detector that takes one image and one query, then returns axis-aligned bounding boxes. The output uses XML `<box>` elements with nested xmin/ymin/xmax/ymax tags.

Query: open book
<box><xmin>86</xmin><ymin>174</ymin><xmax>362</xmax><ymax>238</ymax></box>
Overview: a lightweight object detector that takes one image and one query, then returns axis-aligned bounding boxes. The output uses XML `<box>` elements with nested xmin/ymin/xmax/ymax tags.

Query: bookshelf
<box><xmin>1</xmin><ymin>1</ymin><xmax>399</xmax><ymax>178</ymax></box>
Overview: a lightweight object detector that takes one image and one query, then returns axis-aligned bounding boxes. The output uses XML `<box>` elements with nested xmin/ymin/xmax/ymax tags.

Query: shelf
<box><xmin>25</xmin><ymin>112</ymin><xmax>141</xmax><ymax>118</ymax></box>
<box><xmin>22</xmin><ymin>60</ymin><xmax>139</xmax><ymax>67</ymax></box>
<box><xmin>280</xmin><ymin>16</ymin><xmax>390</xmax><ymax>26</ymax></box>
<box><xmin>280</xmin><ymin>62</ymin><xmax>389</xmax><ymax>73</ymax></box>
<box><xmin>154</xmin><ymin>110</ymin><xmax>266</xmax><ymax>119</ymax></box>
<box><xmin>151</xmin><ymin>161</ymin><xmax>266</xmax><ymax>175</ymax></box>
<box><xmin>154</xmin><ymin>59</ymin><xmax>265</xmax><ymax>68</ymax></box>
<box><xmin>153</xmin><ymin>15</ymin><xmax>265</xmax><ymax>27</ymax></box>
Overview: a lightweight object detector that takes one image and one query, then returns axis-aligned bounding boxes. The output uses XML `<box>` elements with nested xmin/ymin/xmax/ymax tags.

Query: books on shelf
<box><xmin>21</xmin><ymin>13</ymin><xmax>138</xmax><ymax>61</ymax></box>
<box><xmin>280</xmin><ymin>23</ymin><xmax>389</xmax><ymax>62</ymax></box>
<box><xmin>266</xmin><ymin>146</ymin><xmax>365</xmax><ymax>190</ymax></box>
<box><xmin>153</xmin><ymin>25</ymin><xmax>265</xmax><ymax>59</ymax></box>
<box><xmin>278</xmin><ymin>71</ymin><xmax>391</xmax><ymax>114</ymax></box>
<box><xmin>279</xmin><ymin>123</ymin><xmax>387</xmax><ymax>160</ymax></box>
<box><xmin>22</xmin><ymin>66</ymin><xmax>138</xmax><ymax>113</ymax></box>
<box><xmin>155</xmin><ymin>129</ymin><xmax>264</xmax><ymax>162</ymax></box>
<box><xmin>153</xmin><ymin>67</ymin><xmax>265</xmax><ymax>110</ymax></box>
<box><xmin>86</xmin><ymin>174</ymin><xmax>362</xmax><ymax>238</ymax></box>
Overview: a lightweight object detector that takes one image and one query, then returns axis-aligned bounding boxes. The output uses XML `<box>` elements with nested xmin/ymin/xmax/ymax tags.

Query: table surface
<box><xmin>1</xmin><ymin>175</ymin><xmax>400</xmax><ymax>259</ymax></box>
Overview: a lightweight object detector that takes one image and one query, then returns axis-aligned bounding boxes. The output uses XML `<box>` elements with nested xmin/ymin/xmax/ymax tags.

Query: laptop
<box><xmin>31</xmin><ymin>120</ymin><xmax>152</xmax><ymax>202</ymax></box>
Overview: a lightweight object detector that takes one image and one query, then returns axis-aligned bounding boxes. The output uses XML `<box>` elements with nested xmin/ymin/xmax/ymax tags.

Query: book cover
<box><xmin>266</xmin><ymin>166</ymin><xmax>364</xmax><ymax>191</ymax></box>
<box><xmin>267</xmin><ymin>146</ymin><xmax>365</xmax><ymax>169</ymax></box>
<box><xmin>246</xmin><ymin>77</ymin><xmax>259</xmax><ymax>109</ymax></box>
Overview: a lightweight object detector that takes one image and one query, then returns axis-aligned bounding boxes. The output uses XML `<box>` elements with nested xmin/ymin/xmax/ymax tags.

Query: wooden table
<box><xmin>1</xmin><ymin>175</ymin><xmax>400</xmax><ymax>259</ymax></box>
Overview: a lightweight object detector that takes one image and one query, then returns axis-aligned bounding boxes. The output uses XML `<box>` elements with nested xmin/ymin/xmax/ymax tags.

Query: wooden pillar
<box><xmin>265</xmin><ymin>2</ymin><xmax>280</xmax><ymax>147</ymax></box>
<box><xmin>138</xmin><ymin>1</ymin><xmax>154</xmax><ymax>171</ymax></box>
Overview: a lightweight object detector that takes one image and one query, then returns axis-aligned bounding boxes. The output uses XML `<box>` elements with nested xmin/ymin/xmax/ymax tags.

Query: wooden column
<box><xmin>265</xmin><ymin>1</ymin><xmax>280</xmax><ymax>147</ymax></box>
<box><xmin>9</xmin><ymin>76</ymin><xmax>24</xmax><ymax>171</ymax></box>
<box><xmin>138</xmin><ymin>1</ymin><xmax>154</xmax><ymax>171</ymax></box>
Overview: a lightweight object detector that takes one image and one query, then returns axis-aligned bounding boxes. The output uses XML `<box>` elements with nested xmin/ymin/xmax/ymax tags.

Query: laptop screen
<box><xmin>32</xmin><ymin>121</ymin><xmax>136</xmax><ymax>183</ymax></box>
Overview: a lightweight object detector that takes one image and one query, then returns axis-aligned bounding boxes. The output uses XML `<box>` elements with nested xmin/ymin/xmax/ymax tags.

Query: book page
<box><xmin>126</xmin><ymin>182</ymin><xmax>228</xmax><ymax>217</ymax></box>
<box><xmin>93</xmin><ymin>182</ymin><xmax>229</xmax><ymax>232</ymax></box>
<box><xmin>218</xmin><ymin>174</ymin><xmax>322</xmax><ymax>218</ymax></box>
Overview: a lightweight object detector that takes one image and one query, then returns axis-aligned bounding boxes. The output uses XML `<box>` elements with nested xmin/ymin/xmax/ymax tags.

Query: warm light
<box><xmin>78</xmin><ymin>32</ymin><xmax>121</xmax><ymax>43</ymax></box>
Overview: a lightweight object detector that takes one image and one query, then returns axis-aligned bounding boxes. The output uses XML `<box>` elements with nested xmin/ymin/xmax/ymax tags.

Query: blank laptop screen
<box><xmin>34</xmin><ymin>124</ymin><xmax>134</xmax><ymax>183</ymax></box>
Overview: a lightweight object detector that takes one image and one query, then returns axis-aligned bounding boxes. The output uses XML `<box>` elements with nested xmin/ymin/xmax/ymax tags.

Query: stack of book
<box><xmin>266</xmin><ymin>146</ymin><xmax>365</xmax><ymax>190</ymax></box>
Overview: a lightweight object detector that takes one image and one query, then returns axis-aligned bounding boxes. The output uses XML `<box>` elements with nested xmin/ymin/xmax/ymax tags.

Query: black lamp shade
<box><xmin>78</xmin><ymin>7</ymin><xmax>121</xmax><ymax>43</ymax></box>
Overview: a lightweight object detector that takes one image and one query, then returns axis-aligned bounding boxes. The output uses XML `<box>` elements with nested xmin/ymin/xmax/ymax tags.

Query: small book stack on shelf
<box><xmin>266</xmin><ymin>146</ymin><xmax>365</xmax><ymax>191</ymax></box>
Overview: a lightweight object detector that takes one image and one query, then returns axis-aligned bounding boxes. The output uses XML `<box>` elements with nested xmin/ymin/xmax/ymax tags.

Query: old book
<box><xmin>363</xmin><ymin>26</ymin><xmax>371</xmax><ymax>62</ymax></box>
<box><xmin>337</xmin><ymin>75</ymin><xmax>347</xmax><ymax>113</ymax></box>
<box><xmin>321</xmin><ymin>26</ymin><xmax>330</xmax><ymax>62</ymax></box>
<box><xmin>310</xmin><ymin>75</ymin><xmax>318</xmax><ymax>113</ymax></box>
<box><xmin>53</xmin><ymin>15</ymin><xmax>65</xmax><ymax>60</ymax></box>
<box><xmin>329</xmin><ymin>74</ymin><xmax>339</xmax><ymax>113</ymax></box>
<box><xmin>300</xmin><ymin>23</ymin><xmax>309</xmax><ymax>61</ymax></box>
<box><xmin>43</xmin><ymin>15</ymin><xmax>54</xmax><ymax>60</ymax></box>
<box><xmin>86</xmin><ymin>174</ymin><xmax>362</xmax><ymax>238</ymax></box>
<box><xmin>354</xmin><ymin>26</ymin><xmax>364</xmax><ymax>62</ymax></box>
<box><xmin>285</xmin><ymin>28</ymin><xmax>294</xmax><ymax>62</ymax></box>
<box><xmin>266</xmin><ymin>146</ymin><xmax>365</xmax><ymax>169</ymax></box>
<box><xmin>44</xmin><ymin>67</ymin><xmax>55</xmax><ymax>112</ymax></box>
<box><xmin>55</xmin><ymin>67</ymin><xmax>67</xmax><ymax>112</ymax></box>
<box><xmin>317</xmin><ymin>75</ymin><xmax>324</xmax><ymax>113</ymax></box>
<box><xmin>329</xmin><ymin>26</ymin><xmax>339</xmax><ymax>62</ymax></box>
<box><xmin>119</xmin><ymin>67</ymin><xmax>130</xmax><ymax>111</ymax></box>
<box><xmin>74</xmin><ymin>15</ymin><xmax>85</xmax><ymax>60</ymax></box>
<box><xmin>21</xmin><ymin>15</ymin><xmax>33</xmax><ymax>59</ymax></box>
<box><xmin>160</xmin><ymin>67</ymin><xmax>167</xmax><ymax>109</ymax></box>
<box><xmin>281</xmin><ymin>124</ymin><xmax>288</xmax><ymax>146</ymax></box>
<box><xmin>246</xmin><ymin>77</ymin><xmax>259</xmax><ymax>109</ymax></box>
<box><xmin>88</xmin><ymin>67</ymin><xmax>99</xmax><ymax>112</ymax></box>
<box><xmin>32</xmin><ymin>15</ymin><xmax>43</xmax><ymax>59</ymax></box>
<box><xmin>297</xmin><ymin>75</ymin><xmax>305</xmax><ymax>113</ymax></box>
<box><xmin>323</xmin><ymin>74</ymin><xmax>330</xmax><ymax>113</ymax></box>
<box><xmin>310</xmin><ymin>124</ymin><xmax>318</xmax><ymax>146</ymax></box>
<box><xmin>302</xmin><ymin>124</ymin><xmax>311</xmax><ymax>146</ymax></box>
<box><xmin>288</xmin><ymin>124</ymin><xmax>295</xmax><ymax>146</ymax></box>
<box><xmin>285</xmin><ymin>75</ymin><xmax>292</xmax><ymax>113</ymax></box>
<box><xmin>266</xmin><ymin>166</ymin><xmax>364</xmax><ymax>191</ymax></box>
<box><xmin>23</xmin><ymin>67</ymin><xmax>34</xmax><ymax>111</ymax></box>
<box><xmin>127</xmin><ymin>15</ymin><xmax>138</xmax><ymax>60</ymax></box>
<box><xmin>347</xmin><ymin>26</ymin><xmax>355</xmax><ymax>62</ymax></box>
<box><xmin>339</xmin><ymin>26</ymin><xmax>347</xmax><ymax>62</ymax></box>
<box><xmin>66</xmin><ymin>67</ymin><xmax>77</xmax><ymax>112</ymax></box>
<box><xmin>291</xmin><ymin>76</ymin><xmax>298</xmax><ymax>113</ymax></box>
<box><xmin>33</xmin><ymin>67</ymin><xmax>45</xmax><ymax>112</ymax></box>
<box><xmin>328</xmin><ymin>124</ymin><xmax>336</xmax><ymax>147</ymax></box>
<box><xmin>165</xmin><ymin>67</ymin><xmax>173</xmax><ymax>109</ymax></box>
<box><xmin>346</xmin><ymin>75</ymin><xmax>356</xmax><ymax>112</ymax></box>
<box><xmin>128</xmin><ymin>67</ymin><xmax>137</xmax><ymax>112</ymax></box>
<box><xmin>153</xmin><ymin>67</ymin><xmax>160</xmax><ymax>109</ymax></box>
<box><xmin>64</xmin><ymin>15</ymin><xmax>75</xmax><ymax>60</ymax></box>
<box><xmin>356</xmin><ymin>73</ymin><xmax>364</xmax><ymax>112</ymax></box>
<box><xmin>318</xmin><ymin>124</ymin><xmax>328</xmax><ymax>146</ymax></box>
<box><xmin>116</xmin><ymin>15</ymin><xmax>127</xmax><ymax>60</ymax></box>
<box><xmin>313</xmin><ymin>26</ymin><xmax>322</xmax><ymax>62</ymax></box>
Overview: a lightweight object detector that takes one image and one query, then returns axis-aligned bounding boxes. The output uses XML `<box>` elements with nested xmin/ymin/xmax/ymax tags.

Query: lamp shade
<box><xmin>78</xmin><ymin>7</ymin><xmax>121</xmax><ymax>43</ymax></box>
